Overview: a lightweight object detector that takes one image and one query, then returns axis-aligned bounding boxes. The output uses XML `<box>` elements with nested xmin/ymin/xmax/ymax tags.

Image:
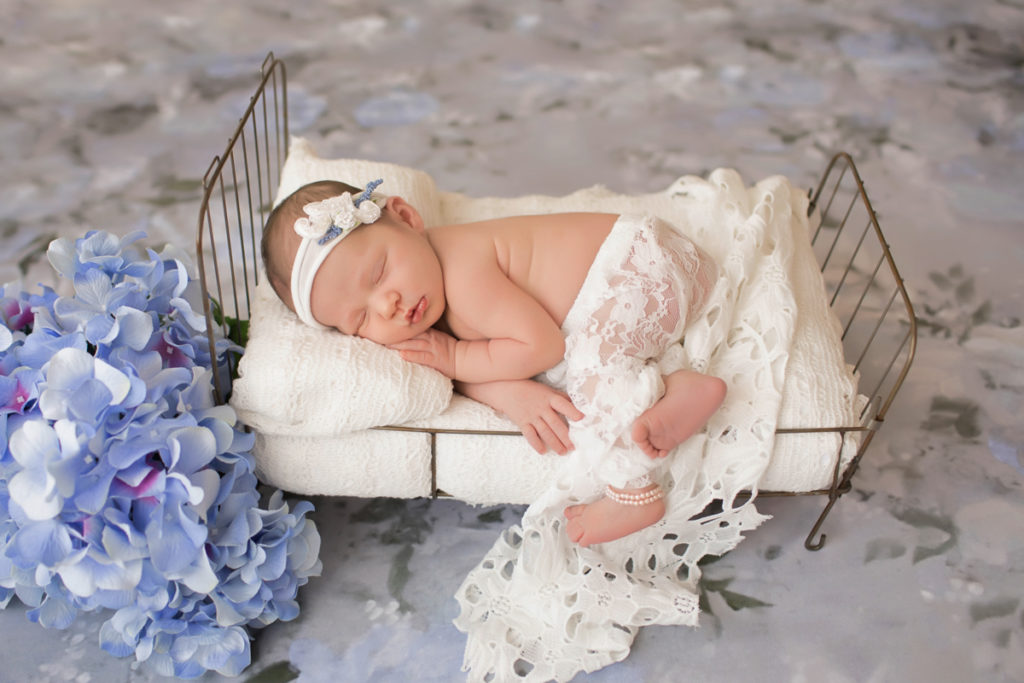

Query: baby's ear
<box><xmin>385</xmin><ymin>196</ymin><xmax>425</xmax><ymax>232</ymax></box>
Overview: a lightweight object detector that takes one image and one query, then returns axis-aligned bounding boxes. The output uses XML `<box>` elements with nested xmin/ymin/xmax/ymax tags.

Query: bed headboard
<box><xmin>196</xmin><ymin>54</ymin><xmax>288</xmax><ymax>402</ymax></box>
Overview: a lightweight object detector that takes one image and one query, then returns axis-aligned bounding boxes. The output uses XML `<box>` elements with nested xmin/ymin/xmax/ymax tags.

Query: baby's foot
<box><xmin>632</xmin><ymin>371</ymin><xmax>727</xmax><ymax>459</ymax></box>
<box><xmin>564</xmin><ymin>486</ymin><xmax>666</xmax><ymax>547</ymax></box>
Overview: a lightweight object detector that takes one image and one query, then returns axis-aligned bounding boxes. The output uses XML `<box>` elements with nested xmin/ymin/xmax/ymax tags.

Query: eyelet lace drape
<box><xmin>454</xmin><ymin>170</ymin><xmax>802</xmax><ymax>682</ymax></box>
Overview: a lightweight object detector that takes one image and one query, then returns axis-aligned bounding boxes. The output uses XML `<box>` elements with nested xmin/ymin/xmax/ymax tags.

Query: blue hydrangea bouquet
<box><xmin>0</xmin><ymin>231</ymin><xmax>322</xmax><ymax>677</ymax></box>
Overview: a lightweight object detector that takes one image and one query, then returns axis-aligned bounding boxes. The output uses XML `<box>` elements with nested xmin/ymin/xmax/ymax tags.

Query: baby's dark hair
<box><xmin>261</xmin><ymin>180</ymin><xmax>361</xmax><ymax>310</ymax></box>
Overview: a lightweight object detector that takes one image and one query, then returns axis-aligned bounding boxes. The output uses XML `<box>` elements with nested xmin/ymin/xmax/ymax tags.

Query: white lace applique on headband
<box><xmin>290</xmin><ymin>179</ymin><xmax>386</xmax><ymax>329</ymax></box>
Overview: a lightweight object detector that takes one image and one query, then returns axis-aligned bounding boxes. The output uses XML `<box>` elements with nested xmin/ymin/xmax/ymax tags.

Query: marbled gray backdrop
<box><xmin>1</xmin><ymin>0</ymin><xmax>1022</xmax><ymax>681</ymax></box>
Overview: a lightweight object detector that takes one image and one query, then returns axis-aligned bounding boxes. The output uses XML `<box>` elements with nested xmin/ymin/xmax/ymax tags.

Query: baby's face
<box><xmin>308</xmin><ymin>216</ymin><xmax>445</xmax><ymax>345</ymax></box>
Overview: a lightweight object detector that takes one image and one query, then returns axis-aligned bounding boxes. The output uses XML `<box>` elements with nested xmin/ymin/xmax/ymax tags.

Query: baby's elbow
<box><xmin>526</xmin><ymin>331</ymin><xmax>565</xmax><ymax>376</ymax></box>
<box><xmin>544</xmin><ymin>334</ymin><xmax>566</xmax><ymax>370</ymax></box>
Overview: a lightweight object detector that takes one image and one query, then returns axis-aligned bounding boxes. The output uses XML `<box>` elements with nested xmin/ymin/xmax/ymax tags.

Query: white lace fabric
<box><xmin>454</xmin><ymin>171</ymin><xmax>802</xmax><ymax>681</ymax></box>
<box><xmin>541</xmin><ymin>213</ymin><xmax>719</xmax><ymax>489</ymax></box>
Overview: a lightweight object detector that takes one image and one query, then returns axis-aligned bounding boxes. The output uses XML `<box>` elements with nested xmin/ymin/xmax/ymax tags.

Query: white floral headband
<box><xmin>290</xmin><ymin>179</ymin><xmax>386</xmax><ymax>328</ymax></box>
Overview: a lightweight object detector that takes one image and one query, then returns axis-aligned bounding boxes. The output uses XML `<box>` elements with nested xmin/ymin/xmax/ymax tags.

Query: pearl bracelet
<box><xmin>605</xmin><ymin>484</ymin><xmax>665</xmax><ymax>507</ymax></box>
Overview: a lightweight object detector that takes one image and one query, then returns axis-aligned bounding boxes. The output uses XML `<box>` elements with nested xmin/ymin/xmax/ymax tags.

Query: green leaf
<box><xmin>387</xmin><ymin>544</ymin><xmax>415</xmax><ymax>612</ymax></box>
<box><xmin>928</xmin><ymin>271</ymin><xmax>953</xmax><ymax>290</ymax></box>
<box><xmin>955</xmin><ymin>277</ymin><xmax>975</xmax><ymax>304</ymax></box>
<box><xmin>477</xmin><ymin>509</ymin><xmax>504</xmax><ymax>524</ymax></box>
<box><xmin>890</xmin><ymin>507</ymin><xmax>958</xmax><ymax>564</ymax></box>
<box><xmin>864</xmin><ymin>538</ymin><xmax>906</xmax><ymax>563</ymax></box>
<box><xmin>719</xmin><ymin>589</ymin><xmax>773</xmax><ymax>611</ymax></box>
<box><xmin>969</xmin><ymin>598</ymin><xmax>1020</xmax><ymax>624</ymax></box>
<box><xmin>244</xmin><ymin>661</ymin><xmax>299</xmax><ymax>683</ymax></box>
<box><xmin>971</xmin><ymin>300</ymin><xmax>992</xmax><ymax>327</ymax></box>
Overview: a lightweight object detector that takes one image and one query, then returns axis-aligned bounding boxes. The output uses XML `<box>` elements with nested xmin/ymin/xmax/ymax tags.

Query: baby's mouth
<box><xmin>407</xmin><ymin>296</ymin><xmax>427</xmax><ymax>324</ymax></box>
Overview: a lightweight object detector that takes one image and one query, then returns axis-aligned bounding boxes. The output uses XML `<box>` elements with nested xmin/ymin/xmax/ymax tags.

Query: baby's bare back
<box><xmin>429</xmin><ymin>213</ymin><xmax>616</xmax><ymax>340</ymax></box>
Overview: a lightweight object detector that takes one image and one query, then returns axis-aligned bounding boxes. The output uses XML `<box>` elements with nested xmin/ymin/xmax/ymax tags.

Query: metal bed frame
<box><xmin>196</xmin><ymin>54</ymin><xmax>916</xmax><ymax>551</ymax></box>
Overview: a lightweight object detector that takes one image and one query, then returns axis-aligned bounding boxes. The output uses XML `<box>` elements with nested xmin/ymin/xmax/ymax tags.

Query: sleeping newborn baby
<box><xmin>261</xmin><ymin>179</ymin><xmax>726</xmax><ymax>546</ymax></box>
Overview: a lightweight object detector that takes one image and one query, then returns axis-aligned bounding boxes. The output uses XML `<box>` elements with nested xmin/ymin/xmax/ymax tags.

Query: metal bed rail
<box><xmin>195</xmin><ymin>55</ymin><xmax>916</xmax><ymax>550</ymax></box>
<box><xmin>798</xmin><ymin>152</ymin><xmax>917</xmax><ymax>548</ymax></box>
<box><xmin>197</xmin><ymin>53</ymin><xmax>288</xmax><ymax>403</ymax></box>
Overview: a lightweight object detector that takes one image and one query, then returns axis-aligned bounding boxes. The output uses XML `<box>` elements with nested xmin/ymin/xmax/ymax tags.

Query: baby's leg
<box><xmin>565</xmin><ymin>483</ymin><xmax>666</xmax><ymax>547</ymax></box>
<box><xmin>632</xmin><ymin>370</ymin><xmax>726</xmax><ymax>459</ymax></box>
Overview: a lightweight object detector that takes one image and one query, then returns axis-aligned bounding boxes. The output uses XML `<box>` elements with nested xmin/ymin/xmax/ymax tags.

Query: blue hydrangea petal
<box><xmin>11</xmin><ymin>519</ymin><xmax>72</xmax><ymax>567</ymax></box>
<box><xmin>183</xmin><ymin>625</ymin><xmax>250</xmax><ymax>677</ymax></box>
<box><xmin>146</xmin><ymin>499</ymin><xmax>208</xmax><ymax>575</ymax></box>
<box><xmin>86</xmin><ymin>313</ymin><xmax>118</xmax><ymax>346</ymax></box>
<box><xmin>74</xmin><ymin>466</ymin><xmax>118</xmax><ymax>515</ymax></box>
<box><xmin>91</xmin><ymin>357</ymin><xmax>132</xmax><ymax>404</ymax></box>
<box><xmin>66</xmin><ymin>378</ymin><xmax>114</xmax><ymax>424</ymax></box>
<box><xmin>58</xmin><ymin>552</ymin><xmax>143</xmax><ymax>598</ymax></box>
<box><xmin>112</xmin><ymin>306</ymin><xmax>155</xmax><ymax>351</ymax></box>
<box><xmin>167</xmin><ymin>426</ymin><xmax>216</xmax><ymax>474</ymax></box>
<box><xmin>177</xmin><ymin>551</ymin><xmax>219</xmax><ymax>594</ymax></box>
<box><xmin>46</xmin><ymin>237</ymin><xmax>79</xmax><ymax>280</ymax></box>
<box><xmin>100</xmin><ymin>517</ymin><xmax>148</xmax><ymax>563</ymax></box>
<box><xmin>169</xmin><ymin>297</ymin><xmax>207</xmax><ymax>330</ymax></box>
<box><xmin>187</xmin><ymin>469</ymin><xmax>221</xmax><ymax>522</ymax></box>
<box><xmin>42</xmin><ymin>345</ymin><xmax>96</xmax><ymax>386</ymax></box>
<box><xmin>9</xmin><ymin>465</ymin><xmax>61</xmax><ymax>521</ymax></box>
<box><xmin>27</xmin><ymin>587</ymin><xmax>78</xmax><ymax>629</ymax></box>
<box><xmin>116</xmin><ymin>457</ymin><xmax>160</xmax><ymax>488</ymax></box>
<box><xmin>99</xmin><ymin>606</ymin><xmax>148</xmax><ymax>657</ymax></box>
<box><xmin>197</xmin><ymin>415</ymin><xmax>236</xmax><ymax>455</ymax></box>
<box><xmin>14</xmin><ymin>330</ymin><xmax>85</xmax><ymax>370</ymax></box>
<box><xmin>8</xmin><ymin>418</ymin><xmax>59</xmax><ymax>467</ymax></box>
<box><xmin>72</xmin><ymin>267</ymin><xmax>114</xmax><ymax>310</ymax></box>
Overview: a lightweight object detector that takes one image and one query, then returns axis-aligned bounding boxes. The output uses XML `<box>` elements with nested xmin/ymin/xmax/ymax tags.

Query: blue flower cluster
<box><xmin>0</xmin><ymin>231</ymin><xmax>322</xmax><ymax>677</ymax></box>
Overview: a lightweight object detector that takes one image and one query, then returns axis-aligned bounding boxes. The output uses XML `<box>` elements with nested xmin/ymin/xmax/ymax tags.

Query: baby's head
<box><xmin>261</xmin><ymin>179</ymin><xmax>445</xmax><ymax>345</ymax></box>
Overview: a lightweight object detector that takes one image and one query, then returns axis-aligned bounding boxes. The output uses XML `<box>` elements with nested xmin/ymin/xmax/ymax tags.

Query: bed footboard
<box><xmin>797</xmin><ymin>153</ymin><xmax>917</xmax><ymax>547</ymax></box>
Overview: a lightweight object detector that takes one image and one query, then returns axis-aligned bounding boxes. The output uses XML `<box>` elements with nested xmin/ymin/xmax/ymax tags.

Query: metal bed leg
<box><xmin>804</xmin><ymin>495</ymin><xmax>839</xmax><ymax>551</ymax></box>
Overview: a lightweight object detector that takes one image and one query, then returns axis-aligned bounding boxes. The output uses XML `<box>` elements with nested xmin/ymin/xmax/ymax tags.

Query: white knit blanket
<box><xmin>452</xmin><ymin>170</ymin><xmax>799</xmax><ymax>681</ymax></box>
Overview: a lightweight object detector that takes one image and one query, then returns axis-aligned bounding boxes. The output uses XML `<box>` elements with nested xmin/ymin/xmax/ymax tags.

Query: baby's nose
<box><xmin>375</xmin><ymin>290</ymin><xmax>400</xmax><ymax>318</ymax></box>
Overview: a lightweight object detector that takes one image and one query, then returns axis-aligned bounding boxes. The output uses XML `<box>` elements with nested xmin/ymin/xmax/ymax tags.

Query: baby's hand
<box><xmin>497</xmin><ymin>380</ymin><xmax>584</xmax><ymax>455</ymax></box>
<box><xmin>389</xmin><ymin>329</ymin><xmax>458</xmax><ymax>378</ymax></box>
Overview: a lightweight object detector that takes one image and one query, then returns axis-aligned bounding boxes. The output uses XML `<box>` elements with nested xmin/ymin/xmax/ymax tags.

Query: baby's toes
<box><xmin>565</xmin><ymin>516</ymin><xmax>586</xmax><ymax>543</ymax></box>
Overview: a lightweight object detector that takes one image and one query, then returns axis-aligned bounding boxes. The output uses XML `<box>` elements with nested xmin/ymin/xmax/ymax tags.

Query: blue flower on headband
<box><xmin>353</xmin><ymin>178</ymin><xmax>383</xmax><ymax>207</ymax></box>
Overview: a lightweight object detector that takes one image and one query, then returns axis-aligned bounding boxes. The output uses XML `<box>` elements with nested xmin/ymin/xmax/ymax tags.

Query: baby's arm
<box><xmin>456</xmin><ymin>379</ymin><xmax>583</xmax><ymax>455</ymax></box>
<box><xmin>391</xmin><ymin>263</ymin><xmax>565</xmax><ymax>383</ymax></box>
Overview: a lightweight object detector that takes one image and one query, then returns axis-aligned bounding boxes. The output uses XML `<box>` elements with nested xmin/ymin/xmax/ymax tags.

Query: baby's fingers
<box><xmin>396</xmin><ymin>348</ymin><xmax>432</xmax><ymax>366</ymax></box>
<box><xmin>387</xmin><ymin>336</ymin><xmax>430</xmax><ymax>352</ymax></box>
<box><xmin>538</xmin><ymin>411</ymin><xmax>573</xmax><ymax>454</ymax></box>
<box><xmin>551</xmin><ymin>394</ymin><xmax>584</xmax><ymax>422</ymax></box>
<box><xmin>522</xmin><ymin>425</ymin><xmax>547</xmax><ymax>455</ymax></box>
<box><xmin>533</xmin><ymin>418</ymin><xmax>568</xmax><ymax>455</ymax></box>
